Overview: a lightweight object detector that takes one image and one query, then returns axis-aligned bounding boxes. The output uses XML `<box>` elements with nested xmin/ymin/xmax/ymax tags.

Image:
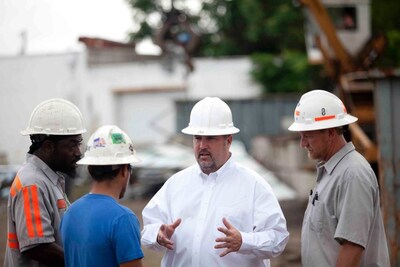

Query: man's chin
<box><xmin>199</xmin><ymin>161</ymin><xmax>212</xmax><ymax>168</ymax></box>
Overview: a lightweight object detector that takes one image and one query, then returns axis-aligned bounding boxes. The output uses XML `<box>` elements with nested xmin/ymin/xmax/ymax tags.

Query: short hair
<box><xmin>87</xmin><ymin>165</ymin><xmax>124</xmax><ymax>182</ymax></box>
<box><xmin>335</xmin><ymin>124</ymin><xmax>349</xmax><ymax>135</ymax></box>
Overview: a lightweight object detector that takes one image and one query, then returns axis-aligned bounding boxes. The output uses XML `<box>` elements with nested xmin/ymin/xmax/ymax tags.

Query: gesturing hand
<box><xmin>214</xmin><ymin>217</ymin><xmax>242</xmax><ymax>257</ymax></box>
<box><xmin>157</xmin><ymin>218</ymin><xmax>182</xmax><ymax>250</ymax></box>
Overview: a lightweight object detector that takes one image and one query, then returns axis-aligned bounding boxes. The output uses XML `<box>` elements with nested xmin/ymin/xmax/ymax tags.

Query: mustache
<box><xmin>198</xmin><ymin>149</ymin><xmax>211</xmax><ymax>155</ymax></box>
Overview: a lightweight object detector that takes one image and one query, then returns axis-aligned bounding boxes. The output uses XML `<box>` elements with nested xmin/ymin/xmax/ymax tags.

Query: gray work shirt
<box><xmin>301</xmin><ymin>142</ymin><xmax>389</xmax><ymax>267</ymax></box>
<box><xmin>4</xmin><ymin>154</ymin><xmax>70</xmax><ymax>267</ymax></box>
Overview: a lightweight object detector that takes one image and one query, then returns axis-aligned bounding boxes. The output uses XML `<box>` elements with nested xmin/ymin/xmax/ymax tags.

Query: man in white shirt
<box><xmin>141</xmin><ymin>97</ymin><xmax>289</xmax><ymax>267</ymax></box>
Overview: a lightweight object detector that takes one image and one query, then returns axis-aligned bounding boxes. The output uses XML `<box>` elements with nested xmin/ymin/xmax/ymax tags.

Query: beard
<box><xmin>197</xmin><ymin>153</ymin><xmax>217</xmax><ymax>174</ymax></box>
<box><xmin>59</xmin><ymin>162</ymin><xmax>78</xmax><ymax>178</ymax></box>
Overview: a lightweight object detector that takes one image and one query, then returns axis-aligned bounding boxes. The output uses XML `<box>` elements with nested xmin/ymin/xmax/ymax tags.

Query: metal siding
<box><xmin>374</xmin><ymin>77</ymin><xmax>400</xmax><ymax>265</ymax></box>
<box><xmin>175</xmin><ymin>97</ymin><xmax>300</xmax><ymax>150</ymax></box>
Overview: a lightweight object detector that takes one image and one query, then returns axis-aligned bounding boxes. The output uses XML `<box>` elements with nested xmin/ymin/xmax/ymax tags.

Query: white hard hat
<box><xmin>181</xmin><ymin>97</ymin><xmax>240</xmax><ymax>136</ymax></box>
<box><xmin>288</xmin><ymin>90</ymin><xmax>358</xmax><ymax>131</ymax></box>
<box><xmin>21</xmin><ymin>98</ymin><xmax>86</xmax><ymax>136</ymax></box>
<box><xmin>77</xmin><ymin>125</ymin><xmax>140</xmax><ymax>165</ymax></box>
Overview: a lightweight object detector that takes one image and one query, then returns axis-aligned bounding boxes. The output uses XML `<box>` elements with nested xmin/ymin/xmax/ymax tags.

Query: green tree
<box><xmin>371</xmin><ymin>0</ymin><xmax>400</xmax><ymax>68</ymax></box>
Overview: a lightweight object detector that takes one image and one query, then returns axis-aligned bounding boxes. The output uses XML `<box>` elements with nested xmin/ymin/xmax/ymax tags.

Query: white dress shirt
<box><xmin>141</xmin><ymin>157</ymin><xmax>289</xmax><ymax>267</ymax></box>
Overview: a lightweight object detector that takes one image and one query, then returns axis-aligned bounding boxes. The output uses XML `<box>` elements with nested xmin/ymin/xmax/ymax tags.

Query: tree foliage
<box><xmin>251</xmin><ymin>51</ymin><xmax>330</xmax><ymax>94</ymax></box>
<box><xmin>199</xmin><ymin>0</ymin><xmax>306</xmax><ymax>56</ymax></box>
<box><xmin>371</xmin><ymin>0</ymin><xmax>400</xmax><ymax>68</ymax></box>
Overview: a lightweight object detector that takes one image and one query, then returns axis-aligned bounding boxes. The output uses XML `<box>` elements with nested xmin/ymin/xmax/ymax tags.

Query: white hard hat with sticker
<box><xmin>288</xmin><ymin>90</ymin><xmax>358</xmax><ymax>131</ymax></box>
<box><xmin>77</xmin><ymin>125</ymin><xmax>139</xmax><ymax>165</ymax></box>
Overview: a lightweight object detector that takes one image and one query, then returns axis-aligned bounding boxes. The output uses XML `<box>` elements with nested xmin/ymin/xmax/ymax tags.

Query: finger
<box><xmin>164</xmin><ymin>240</ymin><xmax>175</xmax><ymax>250</ymax></box>
<box><xmin>215</xmin><ymin>237</ymin><xmax>227</xmax><ymax>243</ymax></box>
<box><xmin>217</xmin><ymin>227</ymin><xmax>229</xmax><ymax>235</ymax></box>
<box><xmin>222</xmin><ymin>217</ymin><xmax>233</xmax><ymax>229</ymax></box>
<box><xmin>219</xmin><ymin>248</ymin><xmax>231</xmax><ymax>257</ymax></box>
<box><xmin>214</xmin><ymin>242</ymin><xmax>228</xmax><ymax>249</ymax></box>
<box><xmin>165</xmin><ymin>243</ymin><xmax>174</xmax><ymax>250</ymax></box>
<box><xmin>171</xmin><ymin>218</ymin><xmax>182</xmax><ymax>229</ymax></box>
<box><xmin>159</xmin><ymin>236</ymin><xmax>174</xmax><ymax>249</ymax></box>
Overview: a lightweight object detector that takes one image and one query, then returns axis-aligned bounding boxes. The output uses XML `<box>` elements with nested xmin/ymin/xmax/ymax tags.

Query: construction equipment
<box><xmin>296</xmin><ymin>0</ymin><xmax>386</xmax><ymax>164</ymax></box>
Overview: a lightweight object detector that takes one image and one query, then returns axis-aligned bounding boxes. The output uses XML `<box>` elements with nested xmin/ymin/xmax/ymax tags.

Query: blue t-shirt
<box><xmin>60</xmin><ymin>194</ymin><xmax>144</xmax><ymax>267</ymax></box>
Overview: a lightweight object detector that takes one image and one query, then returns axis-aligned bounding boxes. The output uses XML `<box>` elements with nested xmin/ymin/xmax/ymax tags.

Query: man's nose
<box><xmin>199</xmin><ymin>138</ymin><xmax>209</xmax><ymax>149</ymax></box>
<box><xmin>74</xmin><ymin>146</ymin><xmax>82</xmax><ymax>157</ymax></box>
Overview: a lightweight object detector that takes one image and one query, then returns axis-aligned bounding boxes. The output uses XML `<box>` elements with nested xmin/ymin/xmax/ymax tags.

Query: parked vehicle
<box><xmin>0</xmin><ymin>165</ymin><xmax>21</xmax><ymax>199</ymax></box>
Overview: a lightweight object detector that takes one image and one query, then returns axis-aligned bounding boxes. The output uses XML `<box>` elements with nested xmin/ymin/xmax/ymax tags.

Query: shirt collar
<box><xmin>196</xmin><ymin>154</ymin><xmax>234</xmax><ymax>182</ymax></box>
<box><xmin>26</xmin><ymin>153</ymin><xmax>63</xmax><ymax>186</ymax></box>
<box><xmin>320</xmin><ymin>142</ymin><xmax>355</xmax><ymax>175</ymax></box>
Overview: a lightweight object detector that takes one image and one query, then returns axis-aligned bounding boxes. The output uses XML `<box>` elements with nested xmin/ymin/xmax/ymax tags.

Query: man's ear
<box><xmin>226</xmin><ymin>135</ymin><xmax>233</xmax><ymax>146</ymax></box>
<box><xmin>41</xmin><ymin>140</ymin><xmax>55</xmax><ymax>154</ymax></box>
<box><xmin>327</xmin><ymin>128</ymin><xmax>337</xmax><ymax>139</ymax></box>
<box><xmin>120</xmin><ymin>164</ymin><xmax>130</xmax><ymax>178</ymax></box>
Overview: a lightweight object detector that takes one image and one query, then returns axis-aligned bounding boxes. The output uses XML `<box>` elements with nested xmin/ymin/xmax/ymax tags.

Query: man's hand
<box><xmin>214</xmin><ymin>217</ymin><xmax>242</xmax><ymax>257</ymax></box>
<box><xmin>157</xmin><ymin>218</ymin><xmax>182</xmax><ymax>250</ymax></box>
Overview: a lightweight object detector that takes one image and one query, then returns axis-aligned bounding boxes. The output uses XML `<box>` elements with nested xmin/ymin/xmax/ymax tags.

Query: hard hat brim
<box><xmin>288</xmin><ymin>114</ymin><xmax>358</xmax><ymax>131</ymax></box>
<box><xmin>77</xmin><ymin>155</ymin><xmax>140</xmax><ymax>165</ymax></box>
<box><xmin>20</xmin><ymin>129</ymin><xmax>87</xmax><ymax>136</ymax></box>
<box><xmin>181</xmin><ymin>126</ymin><xmax>240</xmax><ymax>136</ymax></box>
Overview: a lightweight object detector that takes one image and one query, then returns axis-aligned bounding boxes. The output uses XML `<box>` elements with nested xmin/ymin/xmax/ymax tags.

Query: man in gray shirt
<box><xmin>4</xmin><ymin>98</ymin><xmax>86</xmax><ymax>267</ymax></box>
<box><xmin>288</xmin><ymin>90</ymin><xmax>389</xmax><ymax>266</ymax></box>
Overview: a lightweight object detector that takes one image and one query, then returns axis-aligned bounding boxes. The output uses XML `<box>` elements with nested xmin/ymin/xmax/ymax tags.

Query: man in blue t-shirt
<box><xmin>61</xmin><ymin>125</ymin><xmax>144</xmax><ymax>267</ymax></box>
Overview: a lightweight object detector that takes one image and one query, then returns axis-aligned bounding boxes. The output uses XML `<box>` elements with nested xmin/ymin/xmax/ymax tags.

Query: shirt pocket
<box><xmin>309</xmin><ymin>200</ymin><xmax>324</xmax><ymax>233</ymax></box>
<box><xmin>214</xmin><ymin>206</ymin><xmax>244</xmax><ymax>238</ymax></box>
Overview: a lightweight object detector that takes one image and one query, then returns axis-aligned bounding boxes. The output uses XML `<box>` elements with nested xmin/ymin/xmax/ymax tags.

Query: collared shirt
<box><xmin>4</xmin><ymin>154</ymin><xmax>69</xmax><ymax>267</ymax></box>
<box><xmin>141</xmin><ymin>157</ymin><xmax>289</xmax><ymax>267</ymax></box>
<box><xmin>301</xmin><ymin>142</ymin><xmax>390</xmax><ymax>267</ymax></box>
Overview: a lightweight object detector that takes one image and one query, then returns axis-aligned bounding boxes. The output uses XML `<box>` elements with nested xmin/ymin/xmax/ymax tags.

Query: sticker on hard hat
<box><xmin>111</xmin><ymin>133</ymin><xmax>126</xmax><ymax>144</ymax></box>
<box><xmin>314</xmin><ymin>115</ymin><xmax>335</xmax><ymax>121</ymax></box>
<box><xmin>93</xmin><ymin>137</ymin><xmax>106</xmax><ymax>148</ymax></box>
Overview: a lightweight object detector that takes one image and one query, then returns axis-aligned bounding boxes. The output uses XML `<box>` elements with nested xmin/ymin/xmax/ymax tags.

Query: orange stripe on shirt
<box><xmin>8</xmin><ymin>233</ymin><xmax>17</xmax><ymax>239</ymax></box>
<box><xmin>22</xmin><ymin>187</ymin><xmax>35</xmax><ymax>238</ymax></box>
<box><xmin>7</xmin><ymin>233</ymin><xmax>19</xmax><ymax>249</ymax></box>
<box><xmin>10</xmin><ymin>176</ymin><xmax>22</xmax><ymax>198</ymax></box>
<box><xmin>14</xmin><ymin>176</ymin><xmax>22</xmax><ymax>190</ymax></box>
<box><xmin>8</xmin><ymin>240</ymin><xmax>19</xmax><ymax>249</ymax></box>
<box><xmin>10</xmin><ymin>186</ymin><xmax>16</xmax><ymax>198</ymax></box>
<box><xmin>30</xmin><ymin>185</ymin><xmax>44</xmax><ymax>237</ymax></box>
<box><xmin>314</xmin><ymin>115</ymin><xmax>335</xmax><ymax>121</ymax></box>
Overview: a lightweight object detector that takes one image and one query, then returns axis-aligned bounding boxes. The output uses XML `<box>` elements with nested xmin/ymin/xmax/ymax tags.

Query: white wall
<box><xmin>187</xmin><ymin>57</ymin><xmax>261</xmax><ymax>99</ymax></box>
<box><xmin>115</xmin><ymin>91</ymin><xmax>184</xmax><ymax>146</ymax></box>
<box><xmin>0</xmin><ymin>53</ymin><xmax>86</xmax><ymax>164</ymax></box>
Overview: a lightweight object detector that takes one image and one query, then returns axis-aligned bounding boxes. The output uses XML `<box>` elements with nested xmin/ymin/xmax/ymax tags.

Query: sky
<box><xmin>0</xmin><ymin>0</ymin><xmax>161</xmax><ymax>56</ymax></box>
